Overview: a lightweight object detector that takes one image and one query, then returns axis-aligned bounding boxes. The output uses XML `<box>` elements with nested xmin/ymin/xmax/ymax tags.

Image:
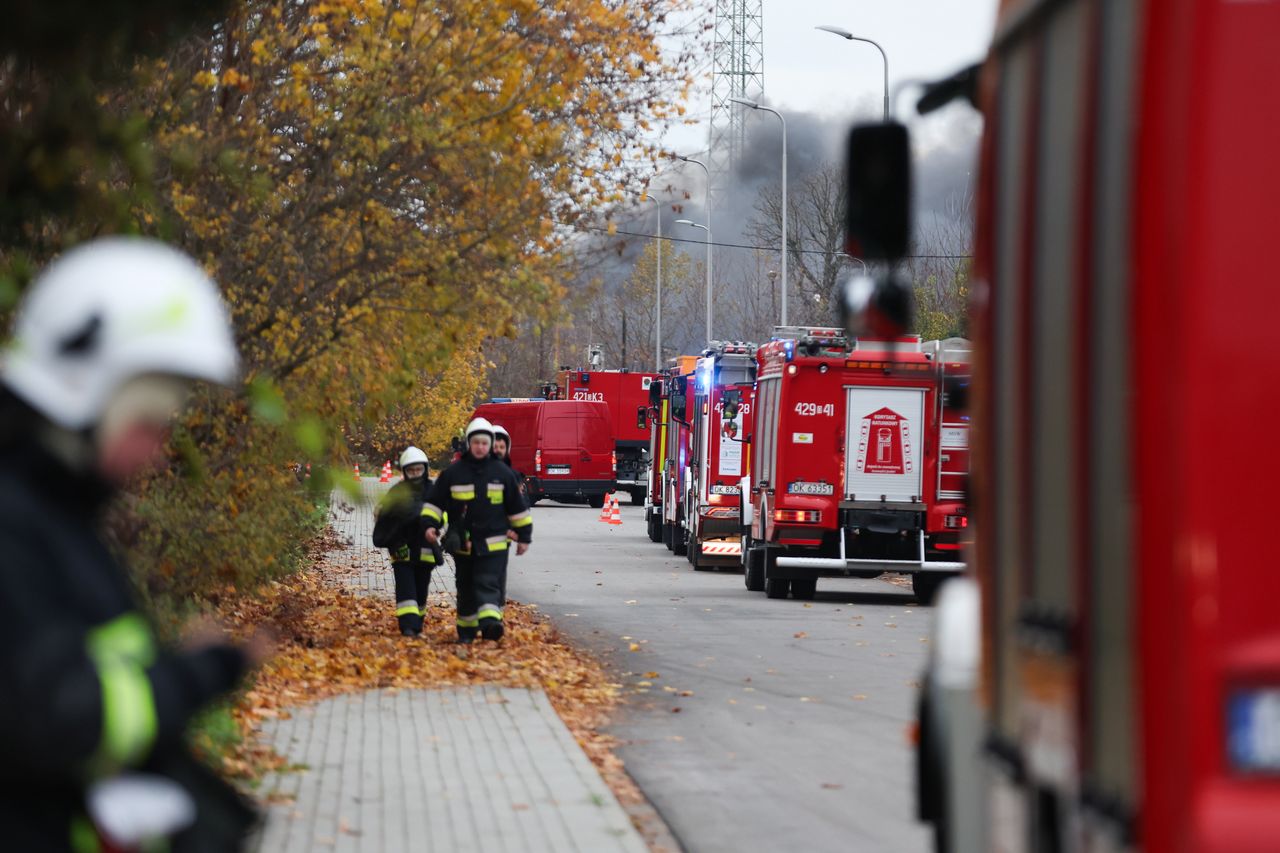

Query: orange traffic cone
<box><xmin>599</xmin><ymin>495</ymin><xmax>611</xmax><ymax>522</ymax></box>
<box><xmin>353</xmin><ymin>464</ymin><xmax>361</xmax><ymax>481</ymax></box>
<box><xmin>379</xmin><ymin>461</ymin><xmax>392</xmax><ymax>483</ymax></box>
<box><xmin>607</xmin><ymin>494</ymin><xmax>623</xmax><ymax>525</ymax></box>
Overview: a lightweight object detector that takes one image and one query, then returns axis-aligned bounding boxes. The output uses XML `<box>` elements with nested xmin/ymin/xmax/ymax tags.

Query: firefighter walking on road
<box><xmin>372</xmin><ymin>446</ymin><xmax>441</xmax><ymax>636</ymax></box>
<box><xmin>421</xmin><ymin>418</ymin><xmax>531</xmax><ymax>643</ymax></box>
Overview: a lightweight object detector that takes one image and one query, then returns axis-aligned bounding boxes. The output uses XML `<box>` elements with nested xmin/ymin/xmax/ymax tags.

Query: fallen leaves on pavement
<box><xmin>212</xmin><ymin>557</ymin><xmax>639</xmax><ymax>809</ymax></box>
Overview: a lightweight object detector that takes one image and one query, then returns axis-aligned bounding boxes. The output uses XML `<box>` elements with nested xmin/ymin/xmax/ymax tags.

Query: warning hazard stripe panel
<box><xmin>701</xmin><ymin>541</ymin><xmax>742</xmax><ymax>556</ymax></box>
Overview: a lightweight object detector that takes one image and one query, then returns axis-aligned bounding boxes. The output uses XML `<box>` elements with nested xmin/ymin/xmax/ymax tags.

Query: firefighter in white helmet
<box><xmin>490</xmin><ymin>423</ymin><xmax>512</xmax><ymax>466</ymax></box>
<box><xmin>421</xmin><ymin>417</ymin><xmax>531</xmax><ymax>643</ymax></box>
<box><xmin>372</xmin><ymin>446</ymin><xmax>442</xmax><ymax>636</ymax></box>
<box><xmin>0</xmin><ymin>237</ymin><xmax>268</xmax><ymax>850</ymax></box>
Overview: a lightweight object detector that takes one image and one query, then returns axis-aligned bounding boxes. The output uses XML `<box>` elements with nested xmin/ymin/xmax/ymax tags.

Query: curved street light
<box><xmin>729</xmin><ymin>98</ymin><xmax>788</xmax><ymax>326</ymax></box>
<box><xmin>816</xmin><ymin>25</ymin><xmax>891</xmax><ymax>121</ymax></box>
<box><xmin>675</xmin><ymin>218</ymin><xmax>714</xmax><ymax>345</ymax></box>
<box><xmin>637</xmin><ymin>193</ymin><xmax>664</xmax><ymax>371</ymax></box>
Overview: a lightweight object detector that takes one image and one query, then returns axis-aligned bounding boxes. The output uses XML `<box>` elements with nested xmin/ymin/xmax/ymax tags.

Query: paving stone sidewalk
<box><xmin>250</xmin><ymin>479</ymin><xmax>648</xmax><ymax>853</ymax></box>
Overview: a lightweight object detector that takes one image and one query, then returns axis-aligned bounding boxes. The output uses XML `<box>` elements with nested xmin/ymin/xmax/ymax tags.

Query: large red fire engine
<box><xmin>639</xmin><ymin>360</ymin><xmax>693</xmax><ymax>543</ymax></box>
<box><xmin>553</xmin><ymin>367</ymin><xmax>659</xmax><ymax>504</ymax></box>
<box><xmin>656</xmin><ymin>357</ymin><xmax>699</xmax><ymax>555</ymax></box>
<box><xmin>836</xmin><ymin>1</ymin><xmax>1280</xmax><ymax>849</ymax></box>
<box><xmin>740</xmin><ymin>328</ymin><xmax>966</xmax><ymax>602</ymax></box>
<box><xmin>682</xmin><ymin>342</ymin><xmax>757</xmax><ymax>570</ymax></box>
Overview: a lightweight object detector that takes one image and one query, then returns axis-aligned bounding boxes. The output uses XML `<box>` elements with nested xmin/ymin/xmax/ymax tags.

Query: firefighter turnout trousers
<box><xmin>453</xmin><ymin>548</ymin><xmax>509</xmax><ymax>642</ymax></box>
<box><xmin>390</xmin><ymin>545</ymin><xmax>439</xmax><ymax>635</ymax></box>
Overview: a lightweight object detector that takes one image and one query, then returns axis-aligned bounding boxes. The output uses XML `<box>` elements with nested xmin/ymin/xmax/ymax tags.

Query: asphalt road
<box><xmin>508</xmin><ymin>498</ymin><xmax>934</xmax><ymax>853</ymax></box>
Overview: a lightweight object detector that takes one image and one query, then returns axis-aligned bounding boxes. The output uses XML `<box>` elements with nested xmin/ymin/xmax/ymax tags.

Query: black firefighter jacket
<box><xmin>0</xmin><ymin>435</ymin><xmax>255</xmax><ymax>852</ymax></box>
<box><xmin>372</xmin><ymin>475</ymin><xmax>442</xmax><ymax>566</ymax></box>
<box><xmin>421</xmin><ymin>454</ymin><xmax>532</xmax><ymax>555</ymax></box>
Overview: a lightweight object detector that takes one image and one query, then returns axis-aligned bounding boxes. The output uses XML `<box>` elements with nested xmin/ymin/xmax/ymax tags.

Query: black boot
<box><xmin>480</xmin><ymin>617</ymin><xmax>504</xmax><ymax>642</ymax></box>
<box><xmin>456</xmin><ymin>626</ymin><xmax>478</xmax><ymax>644</ymax></box>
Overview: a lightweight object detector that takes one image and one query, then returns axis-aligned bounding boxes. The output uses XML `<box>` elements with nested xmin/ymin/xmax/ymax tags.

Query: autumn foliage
<box><xmin>2</xmin><ymin>0</ymin><xmax>691</xmax><ymax>608</ymax></box>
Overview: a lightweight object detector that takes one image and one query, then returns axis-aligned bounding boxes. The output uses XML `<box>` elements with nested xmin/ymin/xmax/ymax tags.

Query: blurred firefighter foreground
<box><xmin>0</xmin><ymin>0</ymin><xmax>692</xmax><ymax>620</ymax></box>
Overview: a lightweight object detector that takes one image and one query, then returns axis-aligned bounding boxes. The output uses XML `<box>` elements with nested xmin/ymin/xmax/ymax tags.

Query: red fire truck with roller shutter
<box><xmin>556</xmin><ymin>368</ymin><xmax>660</xmax><ymax>505</ymax></box>
<box><xmin>740</xmin><ymin>329</ymin><xmax>966</xmax><ymax>602</ymax></box>
<box><xmin>682</xmin><ymin>342</ymin><xmax>757</xmax><ymax>570</ymax></box>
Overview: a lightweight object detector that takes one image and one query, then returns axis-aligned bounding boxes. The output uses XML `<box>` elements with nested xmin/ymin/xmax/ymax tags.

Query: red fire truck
<box><xmin>682</xmin><ymin>342</ymin><xmax>757</xmax><ymax>570</ymax></box>
<box><xmin>740</xmin><ymin>329</ymin><xmax>966</xmax><ymax>602</ymax></box>
<box><xmin>555</xmin><ymin>368</ymin><xmax>660</xmax><ymax>505</ymax></box>
<box><xmin>837</xmin><ymin>1</ymin><xmax>1280</xmax><ymax>849</ymax></box>
<box><xmin>657</xmin><ymin>357</ymin><xmax>699</xmax><ymax>555</ymax></box>
<box><xmin>639</xmin><ymin>362</ymin><xmax>680</xmax><ymax>542</ymax></box>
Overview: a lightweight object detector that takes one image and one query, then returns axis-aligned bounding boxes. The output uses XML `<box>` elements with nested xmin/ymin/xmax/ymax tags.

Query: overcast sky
<box><xmin>663</xmin><ymin>0</ymin><xmax>1000</xmax><ymax>156</ymax></box>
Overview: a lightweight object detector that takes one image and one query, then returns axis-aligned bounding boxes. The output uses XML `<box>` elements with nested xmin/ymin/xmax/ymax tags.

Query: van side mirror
<box><xmin>722</xmin><ymin>388</ymin><xmax>742</xmax><ymax>420</ymax></box>
<box><xmin>845</xmin><ymin>122</ymin><xmax>911</xmax><ymax>262</ymax></box>
<box><xmin>649</xmin><ymin>383</ymin><xmax>662</xmax><ymax>405</ymax></box>
<box><xmin>675</xmin><ymin>375</ymin><xmax>688</xmax><ymax>395</ymax></box>
<box><xmin>636</xmin><ymin>405</ymin><xmax>649</xmax><ymax>430</ymax></box>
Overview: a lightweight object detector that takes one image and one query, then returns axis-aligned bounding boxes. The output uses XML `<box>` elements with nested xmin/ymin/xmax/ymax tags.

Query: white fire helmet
<box><xmin>399</xmin><ymin>446</ymin><xmax>429</xmax><ymax>470</ymax></box>
<box><xmin>491</xmin><ymin>424</ymin><xmax>511</xmax><ymax>445</ymax></box>
<box><xmin>0</xmin><ymin>237</ymin><xmax>239</xmax><ymax>430</ymax></box>
<box><xmin>464</xmin><ymin>417</ymin><xmax>495</xmax><ymax>444</ymax></box>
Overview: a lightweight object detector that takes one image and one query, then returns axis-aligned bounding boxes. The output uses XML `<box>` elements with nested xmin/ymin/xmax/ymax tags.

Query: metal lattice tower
<box><xmin>708</xmin><ymin>0</ymin><xmax>764</xmax><ymax>203</ymax></box>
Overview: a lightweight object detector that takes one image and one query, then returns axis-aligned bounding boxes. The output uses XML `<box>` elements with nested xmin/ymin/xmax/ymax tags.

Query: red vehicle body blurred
<box><xmin>740</xmin><ymin>329</ymin><xmax>967</xmax><ymax>602</ymax></box>
<box><xmin>471</xmin><ymin>399</ymin><xmax>615</xmax><ymax>507</ymax></box>
<box><xmin>903</xmin><ymin>1</ymin><xmax>1280</xmax><ymax>850</ymax></box>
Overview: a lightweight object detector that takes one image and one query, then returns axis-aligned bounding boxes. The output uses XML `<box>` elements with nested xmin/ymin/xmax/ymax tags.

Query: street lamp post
<box><xmin>675</xmin><ymin>219</ymin><xmax>714</xmax><ymax>344</ymax></box>
<box><xmin>639</xmin><ymin>193</ymin><xmax>664</xmax><ymax>372</ymax></box>
<box><xmin>730</xmin><ymin>98</ymin><xmax>788</xmax><ymax>326</ymax></box>
<box><xmin>677</xmin><ymin>153</ymin><xmax>711</xmax><ymax>259</ymax></box>
<box><xmin>816</xmin><ymin>25</ymin><xmax>891</xmax><ymax>121</ymax></box>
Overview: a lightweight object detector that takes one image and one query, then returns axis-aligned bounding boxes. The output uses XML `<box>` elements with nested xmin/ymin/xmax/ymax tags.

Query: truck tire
<box><xmin>662</xmin><ymin>522</ymin><xmax>674</xmax><ymax>551</ymax></box>
<box><xmin>672</xmin><ymin>524</ymin><xmax>688</xmax><ymax>556</ymax></box>
<box><xmin>791</xmin><ymin>578</ymin><xmax>817</xmax><ymax>600</ymax></box>
<box><xmin>690</xmin><ymin>537</ymin><xmax>714</xmax><ymax>571</ymax></box>
<box><xmin>630</xmin><ymin>487</ymin><xmax>647</xmax><ymax>505</ymax></box>
<box><xmin>912</xmin><ymin>573</ymin><xmax>945</xmax><ymax>605</ymax></box>
<box><xmin>765</xmin><ymin>576</ymin><xmax>791</xmax><ymax>599</ymax></box>
<box><xmin>744</xmin><ymin>547</ymin><xmax>765</xmax><ymax>591</ymax></box>
<box><xmin>647</xmin><ymin>512</ymin><xmax>662</xmax><ymax>543</ymax></box>
<box><xmin>589</xmin><ymin>494</ymin><xmax>605</xmax><ymax>509</ymax></box>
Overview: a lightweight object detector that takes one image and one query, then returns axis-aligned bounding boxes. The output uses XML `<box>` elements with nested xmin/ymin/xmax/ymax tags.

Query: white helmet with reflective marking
<box><xmin>1</xmin><ymin>237</ymin><xmax>239</xmax><ymax>429</ymax></box>
<box><xmin>398</xmin><ymin>446</ymin><xmax>429</xmax><ymax>469</ymax></box>
<box><xmin>464</xmin><ymin>417</ymin><xmax>494</xmax><ymax>443</ymax></box>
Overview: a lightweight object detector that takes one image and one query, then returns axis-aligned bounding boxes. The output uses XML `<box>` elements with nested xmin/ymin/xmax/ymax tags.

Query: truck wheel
<box><xmin>912</xmin><ymin>573</ymin><xmax>945</xmax><ymax>605</ymax></box>
<box><xmin>744</xmin><ymin>547</ymin><xmax>765</xmax><ymax>591</ymax></box>
<box><xmin>765</xmin><ymin>577</ymin><xmax>791</xmax><ymax>599</ymax></box>
<box><xmin>691</xmin><ymin>538</ymin><xmax>713</xmax><ymax>571</ymax></box>
<box><xmin>791</xmin><ymin>578</ymin><xmax>817</xmax><ymax>600</ymax></box>
<box><xmin>631</xmin><ymin>488</ymin><xmax>647</xmax><ymax>505</ymax></box>
<box><xmin>673</xmin><ymin>525</ymin><xmax>688</xmax><ymax>556</ymax></box>
<box><xmin>589</xmin><ymin>494</ymin><xmax>605</xmax><ymax>509</ymax></box>
<box><xmin>662</xmin><ymin>522</ymin><xmax>674</xmax><ymax>550</ymax></box>
<box><xmin>647</xmin><ymin>512</ymin><xmax>662</xmax><ymax>543</ymax></box>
